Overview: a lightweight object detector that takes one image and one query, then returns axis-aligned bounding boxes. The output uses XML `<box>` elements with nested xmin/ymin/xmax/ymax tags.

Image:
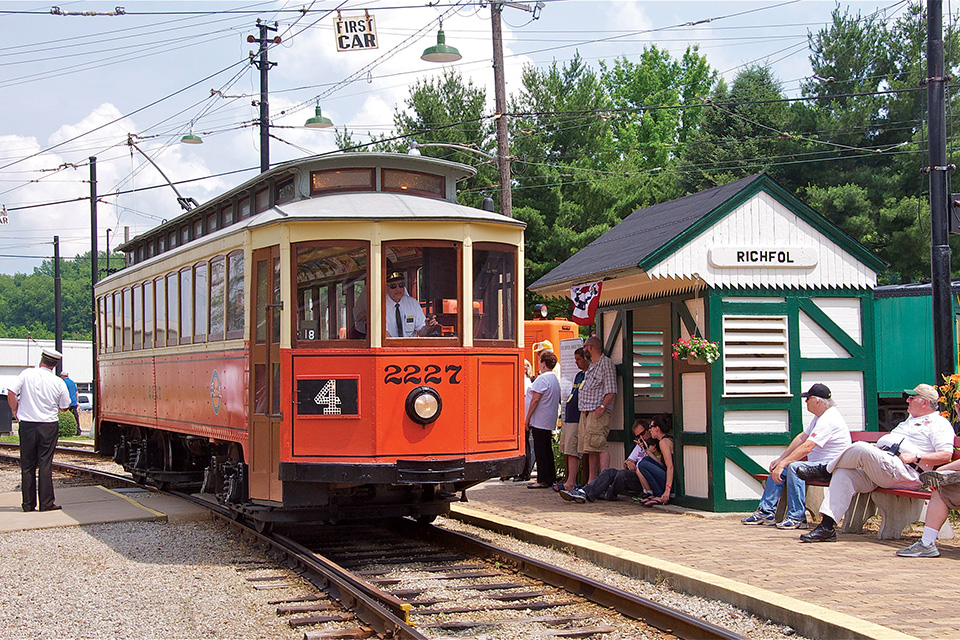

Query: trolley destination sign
<box><xmin>334</xmin><ymin>13</ymin><xmax>378</xmax><ymax>51</ymax></box>
<box><xmin>708</xmin><ymin>246</ymin><xmax>818</xmax><ymax>268</ymax></box>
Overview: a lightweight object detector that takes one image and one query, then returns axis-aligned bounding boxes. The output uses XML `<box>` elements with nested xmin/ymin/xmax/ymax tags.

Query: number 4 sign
<box><xmin>314</xmin><ymin>379</ymin><xmax>342</xmax><ymax>415</ymax></box>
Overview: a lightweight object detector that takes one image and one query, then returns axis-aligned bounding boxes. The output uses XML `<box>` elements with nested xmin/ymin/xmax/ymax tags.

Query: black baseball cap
<box><xmin>800</xmin><ymin>383</ymin><xmax>831</xmax><ymax>399</ymax></box>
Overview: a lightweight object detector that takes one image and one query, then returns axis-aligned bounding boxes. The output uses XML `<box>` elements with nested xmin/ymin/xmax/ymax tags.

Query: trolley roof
<box><xmin>116</xmin><ymin>153</ymin><xmax>519</xmax><ymax>266</ymax></box>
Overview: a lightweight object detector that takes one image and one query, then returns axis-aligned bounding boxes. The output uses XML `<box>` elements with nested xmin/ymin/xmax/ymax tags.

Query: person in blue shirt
<box><xmin>59</xmin><ymin>372</ymin><xmax>80</xmax><ymax>436</ymax></box>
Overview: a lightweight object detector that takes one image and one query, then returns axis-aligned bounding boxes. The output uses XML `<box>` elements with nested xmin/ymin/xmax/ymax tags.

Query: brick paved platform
<box><xmin>452</xmin><ymin>479</ymin><xmax>959</xmax><ymax>640</ymax></box>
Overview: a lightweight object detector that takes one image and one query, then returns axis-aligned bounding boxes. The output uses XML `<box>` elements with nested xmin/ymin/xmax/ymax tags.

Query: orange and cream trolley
<box><xmin>95</xmin><ymin>153</ymin><xmax>525</xmax><ymax>527</ymax></box>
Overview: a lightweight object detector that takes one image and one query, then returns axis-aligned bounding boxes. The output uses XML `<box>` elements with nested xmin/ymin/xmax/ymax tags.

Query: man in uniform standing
<box><xmin>8</xmin><ymin>347</ymin><xmax>71</xmax><ymax>512</ymax></box>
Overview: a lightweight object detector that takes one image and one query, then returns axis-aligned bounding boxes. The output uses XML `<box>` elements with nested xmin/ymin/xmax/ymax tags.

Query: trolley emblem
<box><xmin>210</xmin><ymin>370</ymin><xmax>222</xmax><ymax>415</ymax></box>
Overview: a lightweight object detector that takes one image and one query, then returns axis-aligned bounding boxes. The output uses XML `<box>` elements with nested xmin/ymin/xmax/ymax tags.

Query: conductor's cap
<box><xmin>42</xmin><ymin>347</ymin><xmax>63</xmax><ymax>361</ymax></box>
<box><xmin>386</xmin><ymin>270</ymin><xmax>405</xmax><ymax>282</ymax></box>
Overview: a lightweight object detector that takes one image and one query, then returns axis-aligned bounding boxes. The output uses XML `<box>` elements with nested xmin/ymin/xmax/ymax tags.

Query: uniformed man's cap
<box><xmin>42</xmin><ymin>347</ymin><xmax>63</xmax><ymax>360</ymax></box>
<box><xmin>386</xmin><ymin>270</ymin><xmax>405</xmax><ymax>282</ymax></box>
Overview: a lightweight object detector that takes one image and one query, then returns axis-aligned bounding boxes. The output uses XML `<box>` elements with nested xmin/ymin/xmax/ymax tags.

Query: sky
<box><xmin>0</xmin><ymin>0</ymin><xmax>916</xmax><ymax>275</ymax></box>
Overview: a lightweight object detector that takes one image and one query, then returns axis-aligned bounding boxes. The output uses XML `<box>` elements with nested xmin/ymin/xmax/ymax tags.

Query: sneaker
<box><xmin>741</xmin><ymin>511</ymin><xmax>775</xmax><ymax>525</ymax></box>
<box><xmin>775</xmin><ymin>517</ymin><xmax>808</xmax><ymax>530</ymax></box>
<box><xmin>896</xmin><ymin>540</ymin><xmax>940</xmax><ymax>558</ymax></box>
<box><xmin>560</xmin><ymin>488</ymin><xmax>587</xmax><ymax>504</ymax></box>
<box><xmin>920</xmin><ymin>470</ymin><xmax>960</xmax><ymax>490</ymax></box>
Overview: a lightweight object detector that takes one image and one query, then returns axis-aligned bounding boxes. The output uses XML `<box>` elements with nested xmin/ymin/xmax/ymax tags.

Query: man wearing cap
<box><xmin>799</xmin><ymin>383</ymin><xmax>955</xmax><ymax>543</ymax></box>
<box><xmin>384</xmin><ymin>270</ymin><xmax>439</xmax><ymax>338</ymax></box>
<box><xmin>59</xmin><ymin>371</ymin><xmax>80</xmax><ymax>436</ymax></box>
<box><xmin>7</xmin><ymin>348</ymin><xmax>71</xmax><ymax>512</ymax></box>
<box><xmin>741</xmin><ymin>383</ymin><xmax>851</xmax><ymax>529</ymax></box>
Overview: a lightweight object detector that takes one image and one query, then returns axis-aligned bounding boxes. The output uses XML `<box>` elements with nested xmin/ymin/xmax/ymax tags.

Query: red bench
<box><xmin>753</xmin><ymin>432</ymin><xmax>960</xmax><ymax>540</ymax></box>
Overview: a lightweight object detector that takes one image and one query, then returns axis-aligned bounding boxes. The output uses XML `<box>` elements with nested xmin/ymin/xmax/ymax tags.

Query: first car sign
<box><xmin>335</xmin><ymin>14</ymin><xmax>378</xmax><ymax>51</ymax></box>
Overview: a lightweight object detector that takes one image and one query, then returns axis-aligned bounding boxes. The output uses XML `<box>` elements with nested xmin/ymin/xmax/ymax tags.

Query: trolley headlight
<box><xmin>405</xmin><ymin>386</ymin><xmax>442</xmax><ymax>425</ymax></box>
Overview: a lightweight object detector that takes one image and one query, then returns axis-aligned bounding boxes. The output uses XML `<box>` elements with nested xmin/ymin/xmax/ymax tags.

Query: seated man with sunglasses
<box><xmin>798</xmin><ymin>384</ymin><xmax>955</xmax><ymax>544</ymax></box>
<box><xmin>385</xmin><ymin>270</ymin><xmax>440</xmax><ymax>338</ymax></box>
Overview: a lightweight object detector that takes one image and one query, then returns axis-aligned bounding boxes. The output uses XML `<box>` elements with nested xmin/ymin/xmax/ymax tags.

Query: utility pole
<box><xmin>90</xmin><ymin>156</ymin><xmax>98</xmax><ymax>439</ymax></box>
<box><xmin>927</xmin><ymin>0</ymin><xmax>954</xmax><ymax>381</ymax></box>
<box><xmin>248</xmin><ymin>20</ymin><xmax>280</xmax><ymax>174</ymax></box>
<box><xmin>491</xmin><ymin>2</ymin><xmax>512</xmax><ymax>218</ymax></box>
<box><xmin>54</xmin><ymin>236</ymin><xmax>62</xmax><ymax>372</ymax></box>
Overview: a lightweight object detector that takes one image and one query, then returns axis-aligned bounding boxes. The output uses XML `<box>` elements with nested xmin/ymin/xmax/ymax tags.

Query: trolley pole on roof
<box><xmin>249</xmin><ymin>20</ymin><xmax>280</xmax><ymax>174</ymax></box>
<box><xmin>926</xmin><ymin>0</ymin><xmax>954</xmax><ymax>381</ymax></box>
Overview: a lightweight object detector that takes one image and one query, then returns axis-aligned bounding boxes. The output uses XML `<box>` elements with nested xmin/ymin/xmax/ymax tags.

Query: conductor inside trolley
<box><xmin>295</xmin><ymin>241</ymin><xmax>516</xmax><ymax>346</ymax></box>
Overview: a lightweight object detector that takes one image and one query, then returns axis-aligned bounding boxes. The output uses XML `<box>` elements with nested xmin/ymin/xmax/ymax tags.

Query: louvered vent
<box><xmin>722</xmin><ymin>316</ymin><xmax>789</xmax><ymax>396</ymax></box>
<box><xmin>633</xmin><ymin>330</ymin><xmax>665</xmax><ymax>399</ymax></box>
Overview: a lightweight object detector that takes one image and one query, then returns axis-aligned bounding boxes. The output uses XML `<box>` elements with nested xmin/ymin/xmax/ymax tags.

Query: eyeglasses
<box><xmin>387</xmin><ymin>282</ymin><xmax>404</xmax><ymax>290</ymax></box>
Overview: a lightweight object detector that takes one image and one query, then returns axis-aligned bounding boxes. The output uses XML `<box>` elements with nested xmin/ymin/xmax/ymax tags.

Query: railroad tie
<box><xmin>302</xmin><ymin>626</ymin><xmax>374</xmax><ymax>639</ymax></box>
<box><xmin>288</xmin><ymin>613</ymin><xmax>356</xmax><ymax>628</ymax></box>
<box><xmin>548</xmin><ymin>626</ymin><xmax>616</xmax><ymax>638</ymax></box>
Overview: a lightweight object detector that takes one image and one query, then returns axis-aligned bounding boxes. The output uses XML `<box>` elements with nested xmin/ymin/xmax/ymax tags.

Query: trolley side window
<box><xmin>103</xmin><ymin>296</ymin><xmax>113</xmax><ymax>352</ymax></box>
<box><xmin>144</xmin><ymin>280</ymin><xmax>154</xmax><ymax>348</ymax></box>
<box><xmin>209</xmin><ymin>256</ymin><xmax>225</xmax><ymax>341</ymax></box>
<box><xmin>113</xmin><ymin>291</ymin><xmax>122</xmax><ymax>351</ymax></box>
<box><xmin>132</xmin><ymin>283</ymin><xmax>143</xmax><ymax>349</ymax></box>
<box><xmin>473</xmin><ymin>243</ymin><xmax>517</xmax><ymax>345</ymax></box>
<box><xmin>194</xmin><ymin>262</ymin><xmax>208</xmax><ymax>343</ymax></box>
<box><xmin>383</xmin><ymin>242</ymin><xmax>460</xmax><ymax>344</ymax></box>
<box><xmin>226</xmin><ymin>250</ymin><xmax>244</xmax><ymax>340</ymax></box>
<box><xmin>294</xmin><ymin>242</ymin><xmax>368</xmax><ymax>345</ymax></box>
<box><xmin>155</xmin><ymin>276</ymin><xmax>166</xmax><ymax>346</ymax></box>
<box><xmin>166</xmin><ymin>272</ymin><xmax>179</xmax><ymax>345</ymax></box>
<box><xmin>180</xmin><ymin>268</ymin><xmax>193</xmax><ymax>344</ymax></box>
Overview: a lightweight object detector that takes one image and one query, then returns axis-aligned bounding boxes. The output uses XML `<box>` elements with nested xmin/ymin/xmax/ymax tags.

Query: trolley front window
<box><xmin>473</xmin><ymin>243</ymin><xmax>517</xmax><ymax>345</ymax></box>
<box><xmin>295</xmin><ymin>242</ymin><xmax>367</xmax><ymax>345</ymax></box>
<box><xmin>383</xmin><ymin>242</ymin><xmax>460</xmax><ymax>344</ymax></box>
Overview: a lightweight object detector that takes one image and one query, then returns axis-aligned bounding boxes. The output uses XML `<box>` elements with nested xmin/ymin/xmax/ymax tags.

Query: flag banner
<box><xmin>570</xmin><ymin>281</ymin><xmax>603</xmax><ymax>326</ymax></box>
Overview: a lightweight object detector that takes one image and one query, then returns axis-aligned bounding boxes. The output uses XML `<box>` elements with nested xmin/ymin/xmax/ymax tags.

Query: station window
<box><xmin>381</xmin><ymin>169</ymin><xmax>444</xmax><ymax>199</ymax></box>
<box><xmin>275</xmin><ymin>177</ymin><xmax>295</xmax><ymax>204</ymax></box>
<box><xmin>144</xmin><ymin>280</ymin><xmax>154</xmax><ymax>348</ymax></box>
<box><xmin>310</xmin><ymin>168</ymin><xmax>375</xmax><ymax>195</ymax></box>
<box><xmin>473</xmin><ymin>243</ymin><xmax>517</xmax><ymax>344</ymax></box>
<box><xmin>155</xmin><ymin>277</ymin><xmax>166</xmax><ymax>346</ymax></box>
<box><xmin>209</xmin><ymin>256</ymin><xmax>225</xmax><ymax>341</ymax></box>
<box><xmin>179</xmin><ymin>267</ymin><xmax>193</xmax><ymax>344</ymax></box>
<box><xmin>295</xmin><ymin>242</ymin><xmax>367</xmax><ymax>344</ymax></box>
<box><xmin>722</xmin><ymin>315</ymin><xmax>790</xmax><ymax>396</ymax></box>
<box><xmin>383</xmin><ymin>242</ymin><xmax>460</xmax><ymax>343</ymax></box>
<box><xmin>226</xmin><ymin>250</ymin><xmax>244</xmax><ymax>339</ymax></box>
<box><xmin>166</xmin><ymin>272</ymin><xmax>179</xmax><ymax>345</ymax></box>
<box><xmin>194</xmin><ymin>262</ymin><xmax>207</xmax><ymax>343</ymax></box>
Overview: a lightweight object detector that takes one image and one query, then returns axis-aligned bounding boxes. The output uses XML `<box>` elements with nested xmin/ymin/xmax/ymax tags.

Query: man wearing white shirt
<box><xmin>800</xmin><ymin>383</ymin><xmax>955</xmax><ymax>543</ymax></box>
<box><xmin>741</xmin><ymin>383</ymin><xmax>851</xmax><ymax>529</ymax></box>
<box><xmin>384</xmin><ymin>270</ymin><xmax>438</xmax><ymax>337</ymax></box>
<box><xmin>8</xmin><ymin>347</ymin><xmax>71</xmax><ymax>512</ymax></box>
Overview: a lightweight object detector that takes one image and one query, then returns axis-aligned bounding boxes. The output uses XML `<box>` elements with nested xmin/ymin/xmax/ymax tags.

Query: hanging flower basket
<box><xmin>671</xmin><ymin>336</ymin><xmax>720</xmax><ymax>365</ymax></box>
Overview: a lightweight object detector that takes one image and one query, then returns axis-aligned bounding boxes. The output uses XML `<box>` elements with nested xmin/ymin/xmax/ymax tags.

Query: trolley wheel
<box><xmin>251</xmin><ymin>518</ymin><xmax>273</xmax><ymax>535</ymax></box>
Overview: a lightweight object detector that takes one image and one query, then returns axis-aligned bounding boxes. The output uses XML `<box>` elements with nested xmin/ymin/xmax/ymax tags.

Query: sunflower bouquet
<box><xmin>938</xmin><ymin>373</ymin><xmax>960</xmax><ymax>428</ymax></box>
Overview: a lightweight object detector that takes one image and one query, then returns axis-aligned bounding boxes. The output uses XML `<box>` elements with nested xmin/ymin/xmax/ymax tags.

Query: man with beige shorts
<box><xmin>577</xmin><ymin>336</ymin><xmax>617</xmax><ymax>484</ymax></box>
<box><xmin>559</xmin><ymin>347</ymin><xmax>589</xmax><ymax>491</ymax></box>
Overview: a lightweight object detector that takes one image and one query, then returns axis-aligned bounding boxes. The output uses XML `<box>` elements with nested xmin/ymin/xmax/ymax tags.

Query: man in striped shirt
<box><xmin>578</xmin><ymin>336</ymin><xmax>617</xmax><ymax>483</ymax></box>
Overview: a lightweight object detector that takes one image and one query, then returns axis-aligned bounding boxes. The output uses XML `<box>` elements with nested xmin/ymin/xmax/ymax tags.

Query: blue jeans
<box><xmin>756</xmin><ymin>460</ymin><xmax>819</xmax><ymax>521</ymax></box>
<box><xmin>637</xmin><ymin>457</ymin><xmax>667</xmax><ymax>495</ymax></box>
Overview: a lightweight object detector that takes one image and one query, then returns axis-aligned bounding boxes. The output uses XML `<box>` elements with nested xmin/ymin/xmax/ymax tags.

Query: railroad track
<box><xmin>2</xmin><ymin>446</ymin><xmax>746</xmax><ymax>640</ymax></box>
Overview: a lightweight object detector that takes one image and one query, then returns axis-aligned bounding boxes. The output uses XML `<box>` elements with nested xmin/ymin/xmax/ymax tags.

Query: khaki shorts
<box><xmin>940</xmin><ymin>485</ymin><xmax>960</xmax><ymax>510</ymax></box>
<box><xmin>578</xmin><ymin>410</ymin><xmax>611</xmax><ymax>454</ymax></box>
<box><xmin>560</xmin><ymin>421</ymin><xmax>580</xmax><ymax>457</ymax></box>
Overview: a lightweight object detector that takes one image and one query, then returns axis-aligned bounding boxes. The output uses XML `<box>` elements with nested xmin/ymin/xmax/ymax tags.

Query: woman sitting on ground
<box><xmin>636</xmin><ymin>413</ymin><xmax>674</xmax><ymax>506</ymax></box>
